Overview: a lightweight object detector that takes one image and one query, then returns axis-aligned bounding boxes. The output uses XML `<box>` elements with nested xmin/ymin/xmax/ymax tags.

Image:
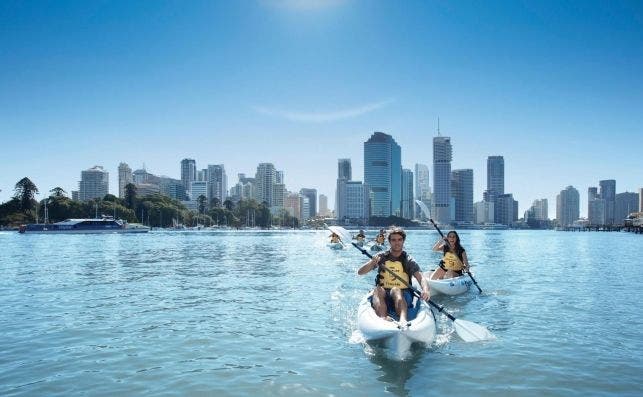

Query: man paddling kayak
<box><xmin>357</xmin><ymin>227</ymin><xmax>430</xmax><ymax>328</ymax></box>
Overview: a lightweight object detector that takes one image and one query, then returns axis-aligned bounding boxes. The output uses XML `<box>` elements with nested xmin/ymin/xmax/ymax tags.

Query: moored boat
<box><xmin>426</xmin><ymin>269</ymin><xmax>472</xmax><ymax>296</ymax></box>
<box><xmin>357</xmin><ymin>292</ymin><xmax>436</xmax><ymax>359</ymax></box>
<box><xmin>19</xmin><ymin>217</ymin><xmax>150</xmax><ymax>234</ymax></box>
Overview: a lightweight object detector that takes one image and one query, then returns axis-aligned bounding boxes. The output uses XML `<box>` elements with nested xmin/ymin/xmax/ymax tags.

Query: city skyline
<box><xmin>2</xmin><ymin>1</ymin><xmax>642</xmax><ymax>217</ymax></box>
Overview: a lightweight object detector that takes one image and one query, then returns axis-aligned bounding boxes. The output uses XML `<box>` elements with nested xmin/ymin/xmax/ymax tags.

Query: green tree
<box><xmin>14</xmin><ymin>177</ymin><xmax>38</xmax><ymax>213</ymax></box>
<box><xmin>49</xmin><ymin>187</ymin><xmax>66</xmax><ymax>198</ymax></box>
<box><xmin>223</xmin><ymin>199</ymin><xmax>234</xmax><ymax>211</ymax></box>
<box><xmin>197</xmin><ymin>195</ymin><xmax>207</xmax><ymax>214</ymax></box>
<box><xmin>124</xmin><ymin>183</ymin><xmax>137</xmax><ymax>209</ymax></box>
<box><xmin>210</xmin><ymin>197</ymin><xmax>221</xmax><ymax>209</ymax></box>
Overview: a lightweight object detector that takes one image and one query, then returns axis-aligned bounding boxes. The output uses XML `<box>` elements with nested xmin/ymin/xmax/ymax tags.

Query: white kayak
<box><xmin>426</xmin><ymin>269</ymin><xmax>472</xmax><ymax>296</ymax></box>
<box><xmin>357</xmin><ymin>292</ymin><xmax>436</xmax><ymax>359</ymax></box>
<box><xmin>327</xmin><ymin>242</ymin><xmax>344</xmax><ymax>250</ymax></box>
<box><xmin>368</xmin><ymin>242</ymin><xmax>386</xmax><ymax>252</ymax></box>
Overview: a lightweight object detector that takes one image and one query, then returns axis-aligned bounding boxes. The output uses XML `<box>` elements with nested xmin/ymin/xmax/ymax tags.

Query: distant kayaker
<box><xmin>375</xmin><ymin>229</ymin><xmax>386</xmax><ymax>245</ymax></box>
<box><xmin>329</xmin><ymin>232</ymin><xmax>341</xmax><ymax>244</ymax></box>
<box><xmin>355</xmin><ymin>229</ymin><xmax>366</xmax><ymax>241</ymax></box>
<box><xmin>358</xmin><ymin>227</ymin><xmax>430</xmax><ymax>328</ymax></box>
<box><xmin>431</xmin><ymin>230</ymin><xmax>469</xmax><ymax>280</ymax></box>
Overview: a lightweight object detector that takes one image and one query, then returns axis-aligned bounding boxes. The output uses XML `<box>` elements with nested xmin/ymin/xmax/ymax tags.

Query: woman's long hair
<box><xmin>443</xmin><ymin>230</ymin><xmax>465</xmax><ymax>261</ymax></box>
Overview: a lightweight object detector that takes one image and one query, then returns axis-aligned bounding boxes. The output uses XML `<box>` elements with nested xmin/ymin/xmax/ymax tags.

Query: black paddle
<box><xmin>429</xmin><ymin>219</ymin><xmax>483</xmax><ymax>294</ymax></box>
<box><xmin>329</xmin><ymin>225</ymin><xmax>495</xmax><ymax>342</ymax></box>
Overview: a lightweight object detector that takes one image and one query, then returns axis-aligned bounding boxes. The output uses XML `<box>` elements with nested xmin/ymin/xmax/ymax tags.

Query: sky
<box><xmin>1</xmin><ymin>0</ymin><xmax>642</xmax><ymax>217</ymax></box>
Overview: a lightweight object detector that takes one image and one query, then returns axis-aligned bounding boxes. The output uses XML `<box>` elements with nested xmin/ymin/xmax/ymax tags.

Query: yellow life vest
<box><xmin>443</xmin><ymin>251</ymin><xmax>464</xmax><ymax>271</ymax></box>
<box><xmin>378</xmin><ymin>260</ymin><xmax>410</xmax><ymax>289</ymax></box>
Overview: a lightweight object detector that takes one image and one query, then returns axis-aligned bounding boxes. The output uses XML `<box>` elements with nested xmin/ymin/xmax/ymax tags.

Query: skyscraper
<box><xmin>337</xmin><ymin>180</ymin><xmax>369</xmax><ymax>224</ymax></box>
<box><xmin>180</xmin><ymin>158</ymin><xmax>197</xmax><ymax>193</ymax></box>
<box><xmin>615</xmin><ymin>192</ymin><xmax>639</xmax><ymax>225</ymax></box>
<box><xmin>79</xmin><ymin>166</ymin><xmax>109</xmax><ymax>202</ymax></box>
<box><xmin>414</xmin><ymin>163</ymin><xmax>430</xmax><ymax>220</ymax></box>
<box><xmin>118</xmin><ymin>162</ymin><xmax>132</xmax><ymax>199</ymax></box>
<box><xmin>300</xmin><ymin>188</ymin><xmax>317</xmax><ymax>220</ymax></box>
<box><xmin>432</xmin><ymin>136</ymin><xmax>452</xmax><ymax>224</ymax></box>
<box><xmin>364</xmin><ymin>132</ymin><xmax>402</xmax><ymax>217</ymax></box>
<box><xmin>599</xmin><ymin>179</ymin><xmax>616</xmax><ymax>225</ymax></box>
<box><xmin>496</xmin><ymin>193</ymin><xmax>518</xmax><ymax>226</ymax></box>
<box><xmin>207</xmin><ymin>164</ymin><xmax>227</xmax><ymax>205</ymax></box>
<box><xmin>338</xmin><ymin>159</ymin><xmax>352</xmax><ymax>180</ymax></box>
<box><xmin>336</xmin><ymin>158</ymin><xmax>352</xmax><ymax>219</ymax></box>
<box><xmin>556</xmin><ymin>186</ymin><xmax>580</xmax><ymax>227</ymax></box>
<box><xmin>255</xmin><ymin>163</ymin><xmax>276</xmax><ymax>206</ymax></box>
<box><xmin>486</xmin><ymin>156</ymin><xmax>504</xmax><ymax>198</ymax></box>
<box><xmin>451</xmin><ymin>169</ymin><xmax>474</xmax><ymax>223</ymax></box>
<box><xmin>318</xmin><ymin>194</ymin><xmax>329</xmax><ymax>217</ymax></box>
<box><xmin>401</xmin><ymin>169</ymin><xmax>414</xmax><ymax>219</ymax></box>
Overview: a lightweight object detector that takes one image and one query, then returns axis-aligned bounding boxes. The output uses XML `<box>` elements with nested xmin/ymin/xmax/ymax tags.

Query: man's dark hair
<box><xmin>387</xmin><ymin>226</ymin><xmax>406</xmax><ymax>241</ymax></box>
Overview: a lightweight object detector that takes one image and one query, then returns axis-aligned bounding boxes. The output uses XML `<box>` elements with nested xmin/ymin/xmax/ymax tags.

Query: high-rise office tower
<box><xmin>181</xmin><ymin>159</ymin><xmax>197</xmax><ymax>193</ymax></box>
<box><xmin>318</xmin><ymin>194</ymin><xmax>329</xmax><ymax>217</ymax></box>
<box><xmin>432</xmin><ymin>136</ymin><xmax>452</xmax><ymax>224</ymax></box>
<box><xmin>118</xmin><ymin>162</ymin><xmax>132</xmax><ymax>199</ymax></box>
<box><xmin>338</xmin><ymin>158</ymin><xmax>352</xmax><ymax>180</ymax></box>
<box><xmin>615</xmin><ymin>192</ymin><xmax>639</xmax><ymax>225</ymax></box>
<box><xmin>451</xmin><ymin>169</ymin><xmax>474</xmax><ymax>223</ymax></box>
<box><xmin>336</xmin><ymin>158</ymin><xmax>352</xmax><ymax>218</ymax></box>
<box><xmin>401</xmin><ymin>169</ymin><xmax>414</xmax><ymax>219</ymax></box>
<box><xmin>255</xmin><ymin>163</ymin><xmax>276</xmax><ymax>206</ymax></box>
<box><xmin>207</xmin><ymin>165</ymin><xmax>227</xmax><ymax>205</ymax></box>
<box><xmin>300</xmin><ymin>188</ymin><xmax>317</xmax><ymax>220</ymax></box>
<box><xmin>486</xmin><ymin>156</ymin><xmax>505</xmax><ymax>198</ymax></box>
<box><xmin>556</xmin><ymin>186</ymin><xmax>580</xmax><ymax>227</ymax></box>
<box><xmin>495</xmin><ymin>193</ymin><xmax>518</xmax><ymax>226</ymax></box>
<box><xmin>364</xmin><ymin>132</ymin><xmax>401</xmax><ymax>217</ymax></box>
<box><xmin>79</xmin><ymin>165</ymin><xmax>109</xmax><ymax>202</ymax></box>
<box><xmin>599</xmin><ymin>179</ymin><xmax>616</xmax><ymax>225</ymax></box>
<box><xmin>414</xmin><ymin>163</ymin><xmax>430</xmax><ymax>219</ymax></box>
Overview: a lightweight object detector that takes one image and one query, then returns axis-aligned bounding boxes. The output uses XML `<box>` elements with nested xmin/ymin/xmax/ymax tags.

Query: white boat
<box><xmin>18</xmin><ymin>217</ymin><xmax>150</xmax><ymax>234</ymax></box>
<box><xmin>327</xmin><ymin>242</ymin><xmax>344</xmax><ymax>250</ymax></box>
<box><xmin>357</xmin><ymin>292</ymin><xmax>436</xmax><ymax>359</ymax></box>
<box><xmin>426</xmin><ymin>269</ymin><xmax>472</xmax><ymax>296</ymax></box>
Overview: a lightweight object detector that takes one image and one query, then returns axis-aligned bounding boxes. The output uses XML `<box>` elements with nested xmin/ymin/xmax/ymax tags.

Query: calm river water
<box><xmin>1</xmin><ymin>229</ymin><xmax>642</xmax><ymax>396</ymax></box>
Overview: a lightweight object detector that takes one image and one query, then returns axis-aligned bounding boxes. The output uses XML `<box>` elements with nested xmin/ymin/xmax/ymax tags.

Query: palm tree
<box><xmin>14</xmin><ymin>177</ymin><xmax>38</xmax><ymax>212</ymax></box>
<box><xmin>223</xmin><ymin>199</ymin><xmax>234</xmax><ymax>211</ymax></box>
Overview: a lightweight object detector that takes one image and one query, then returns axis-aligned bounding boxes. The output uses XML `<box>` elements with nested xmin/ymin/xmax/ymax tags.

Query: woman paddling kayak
<box><xmin>431</xmin><ymin>230</ymin><xmax>470</xmax><ymax>280</ymax></box>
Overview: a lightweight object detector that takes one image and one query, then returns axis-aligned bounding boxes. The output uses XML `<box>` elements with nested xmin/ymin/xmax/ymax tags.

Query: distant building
<box><xmin>639</xmin><ymin>188</ymin><xmax>643</xmax><ymax>214</ymax></box>
<box><xmin>496</xmin><ymin>193</ymin><xmax>518</xmax><ymax>226</ymax></box>
<box><xmin>207</xmin><ymin>164</ymin><xmax>227</xmax><ymax>205</ymax></box>
<box><xmin>338</xmin><ymin>158</ymin><xmax>352</xmax><ymax>180</ymax></box>
<box><xmin>474</xmin><ymin>200</ymin><xmax>494</xmax><ymax>224</ymax></box>
<box><xmin>118</xmin><ymin>162</ymin><xmax>132</xmax><ymax>199</ymax></box>
<box><xmin>414</xmin><ymin>163</ymin><xmax>430</xmax><ymax>220</ymax></box>
<box><xmin>159</xmin><ymin>177</ymin><xmax>186</xmax><ymax>201</ymax></box>
<box><xmin>364</xmin><ymin>132</ymin><xmax>402</xmax><ymax>217</ymax></box>
<box><xmin>451</xmin><ymin>169</ymin><xmax>474</xmax><ymax>224</ymax></box>
<box><xmin>255</xmin><ymin>163</ymin><xmax>276</xmax><ymax>206</ymax></box>
<box><xmin>180</xmin><ymin>159</ymin><xmax>197</xmax><ymax>193</ymax></box>
<box><xmin>599</xmin><ymin>179</ymin><xmax>616</xmax><ymax>225</ymax></box>
<box><xmin>615</xmin><ymin>192</ymin><xmax>639</xmax><ymax>225</ymax></box>
<box><xmin>190</xmin><ymin>181</ymin><xmax>208</xmax><ymax>203</ymax></box>
<box><xmin>336</xmin><ymin>179</ymin><xmax>369</xmax><ymax>224</ymax></box>
<box><xmin>485</xmin><ymin>156</ymin><xmax>505</xmax><ymax>222</ymax></box>
<box><xmin>556</xmin><ymin>186</ymin><xmax>580</xmax><ymax>227</ymax></box>
<box><xmin>79</xmin><ymin>166</ymin><xmax>109</xmax><ymax>202</ymax></box>
<box><xmin>401</xmin><ymin>169</ymin><xmax>414</xmax><ymax>219</ymax></box>
<box><xmin>531</xmin><ymin>199</ymin><xmax>548</xmax><ymax>220</ymax></box>
<box><xmin>300</xmin><ymin>188</ymin><xmax>317</xmax><ymax>220</ymax></box>
<box><xmin>432</xmin><ymin>136</ymin><xmax>452</xmax><ymax>224</ymax></box>
<box><xmin>588</xmin><ymin>198</ymin><xmax>606</xmax><ymax>226</ymax></box>
<box><xmin>318</xmin><ymin>194</ymin><xmax>329</xmax><ymax>217</ymax></box>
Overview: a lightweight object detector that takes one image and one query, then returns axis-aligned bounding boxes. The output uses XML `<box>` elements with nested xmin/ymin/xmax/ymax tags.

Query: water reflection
<box><xmin>367</xmin><ymin>345</ymin><xmax>427</xmax><ymax>397</ymax></box>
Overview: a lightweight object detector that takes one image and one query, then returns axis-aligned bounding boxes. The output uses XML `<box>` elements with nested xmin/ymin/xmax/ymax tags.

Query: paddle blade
<box><xmin>328</xmin><ymin>225</ymin><xmax>352</xmax><ymax>242</ymax></box>
<box><xmin>454</xmin><ymin>319</ymin><xmax>496</xmax><ymax>342</ymax></box>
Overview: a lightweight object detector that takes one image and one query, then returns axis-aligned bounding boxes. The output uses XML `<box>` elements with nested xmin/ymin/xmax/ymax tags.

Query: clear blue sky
<box><xmin>1</xmin><ymin>0</ymin><xmax>642</xmax><ymax>217</ymax></box>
